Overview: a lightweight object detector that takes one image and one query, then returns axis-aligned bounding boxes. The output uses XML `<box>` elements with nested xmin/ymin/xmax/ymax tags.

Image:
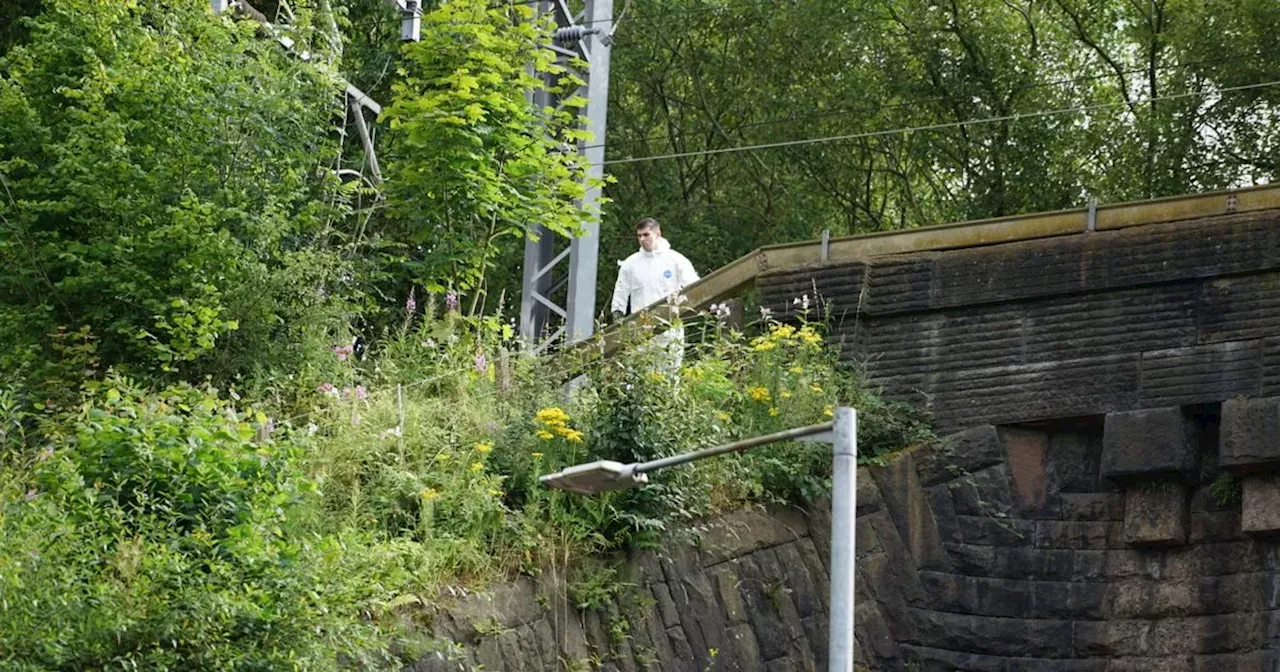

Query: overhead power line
<box><xmin>601</xmin><ymin>79</ymin><xmax>1280</xmax><ymax>166</ymax></box>
<box><xmin>596</xmin><ymin>51</ymin><xmax>1268</xmax><ymax>152</ymax></box>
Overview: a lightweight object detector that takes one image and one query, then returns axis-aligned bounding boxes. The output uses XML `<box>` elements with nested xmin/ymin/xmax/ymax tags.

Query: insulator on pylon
<box><xmin>553</xmin><ymin>25</ymin><xmax>598</xmax><ymax>46</ymax></box>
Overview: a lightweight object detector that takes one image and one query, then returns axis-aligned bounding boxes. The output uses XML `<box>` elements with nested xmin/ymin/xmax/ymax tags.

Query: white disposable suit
<box><xmin>609</xmin><ymin>237</ymin><xmax>699</xmax><ymax>371</ymax></box>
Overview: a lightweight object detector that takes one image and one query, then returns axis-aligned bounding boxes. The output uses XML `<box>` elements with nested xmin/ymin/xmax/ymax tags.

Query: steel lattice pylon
<box><xmin>519</xmin><ymin>0</ymin><xmax>613</xmax><ymax>353</ymax></box>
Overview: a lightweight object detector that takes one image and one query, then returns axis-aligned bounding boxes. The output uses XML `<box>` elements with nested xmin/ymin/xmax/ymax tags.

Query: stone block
<box><xmin>1007</xmin><ymin>661</ymin><xmax>1107</xmax><ymax>672</ymax></box>
<box><xmin>803</xmin><ymin>616</ymin><xmax>830</xmax><ymax>670</ymax></box>
<box><xmin>1048</xmin><ymin>430</ymin><xmax>1106</xmax><ymax>492</ymax></box>
<box><xmin>1032</xmin><ymin>579</ymin><xmax>1105</xmax><ymax>619</ymax></box>
<box><xmin>1073</xmin><ymin>620</ymin><xmax>1152</xmax><ymax>657</ymax></box>
<box><xmin>1193</xmin><ymin>651</ymin><xmax>1275</xmax><ymax>672</ymax></box>
<box><xmin>943</xmin><ymin>543</ymin><xmax>995</xmax><ymax>576</ymax></box>
<box><xmin>855</xmin><ymin>467</ymin><xmax>884</xmax><ymax>515</ymax></box>
<box><xmin>1241</xmin><ymin>473</ymin><xmax>1280</xmax><ymax>534</ymax></box>
<box><xmin>916</xmin><ymin>425</ymin><xmax>1005</xmax><ymax>485</ymax></box>
<box><xmin>664</xmin><ymin>626</ymin><xmax>696</xmax><ymax>671</ymax></box>
<box><xmin>1221</xmin><ymin>396</ymin><xmax>1280</xmax><ymax>471</ymax></box>
<box><xmin>1071</xmin><ymin>550</ymin><xmax>1105</xmax><ymax>581</ymax></box>
<box><xmin>697</xmin><ymin>507</ymin><xmax>807</xmax><ymax>567</ymax></box>
<box><xmin>722</xmin><ymin>623</ymin><xmax>762</xmax><ymax>672</ymax></box>
<box><xmin>774</xmin><ymin>542</ymin><xmax>822</xmax><ymax>619</ymax></box>
<box><xmin>1002</xmin><ymin>427</ymin><xmax>1058</xmax><ymax>514</ymax></box>
<box><xmin>1103</xmin><ymin>655</ymin><xmax>1193</xmax><ymax>672</ymax></box>
<box><xmin>968</xmin><ymin>575</ymin><xmax>1032</xmax><ymax>617</ymax></box>
<box><xmin>711</xmin><ymin>565</ymin><xmax>747</xmax><ymax>625</ymax></box>
<box><xmin>1188</xmin><ymin>511</ymin><xmax>1243</xmax><ymax>543</ymax></box>
<box><xmin>737</xmin><ymin>554</ymin><xmax>801</xmax><ymax>662</ymax></box>
<box><xmin>1033</xmin><ymin>520</ymin><xmax>1122</xmax><ymax>550</ymax></box>
<box><xmin>651</xmin><ymin>584</ymin><xmax>680</xmax><ymax>629</ymax></box>
<box><xmin>925</xmin><ymin>484</ymin><xmax>963</xmax><ymax>543</ymax></box>
<box><xmin>1139</xmin><ymin>340</ymin><xmax>1262</xmax><ymax>408</ymax></box>
<box><xmin>1102</xmin><ymin>407</ymin><xmax>1198</xmax><ymax>481</ymax></box>
<box><xmin>993</xmin><ymin>546</ymin><xmax>1073</xmax><ymax>580</ymax></box>
<box><xmin>793</xmin><ymin>537</ymin><xmax>830</xmax><ymax>611</ymax></box>
<box><xmin>949</xmin><ymin>464</ymin><xmax>1016</xmax><ymax>516</ymax></box>
<box><xmin>1061</xmin><ymin>492</ymin><xmax>1126</xmax><ymax>521</ymax></box>
<box><xmin>958</xmin><ymin>514</ymin><xmax>1034</xmax><ymax>546</ymax></box>
<box><xmin>898</xmin><ymin>644</ymin><xmax>1008</xmax><ymax>672</ymax></box>
<box><xmin>1147</xmin><ymin>613</ymin><xmax>1266</xmax><ymax>655</ymax></box>
<box><xmin>1123</xmin><ymin>484</ymin><xmax>1190</xmax><ymax>546</ymax></box>
<box><xmin>869</xmin><ymin>452</ymin><xmax>950</xmax><ymax>571</ymax></box>
<box><xmin>905</xmin><ymin>608</ymin><xmax>1074</xmax><ymax>658</ymax></box>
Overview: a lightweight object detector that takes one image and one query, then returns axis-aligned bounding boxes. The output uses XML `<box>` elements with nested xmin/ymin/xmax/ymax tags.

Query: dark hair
<box><xmin>634</xmin><ymin>217</ymin><xmax>661</xmax><ymax>232</ymax></box>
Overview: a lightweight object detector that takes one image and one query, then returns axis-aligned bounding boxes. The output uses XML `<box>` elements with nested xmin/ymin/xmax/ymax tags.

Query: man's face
<box><xmin>637</xmin><ymin>227</ymin><xmax>660</xmax><ymax>251</ymax></box>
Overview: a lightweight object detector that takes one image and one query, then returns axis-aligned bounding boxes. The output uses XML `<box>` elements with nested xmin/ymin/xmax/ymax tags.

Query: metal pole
<box><xmin>349</xmin><ymin>99</ymin><xmax>382</xmax><ymax>184</ymax></box>
<box><xmin>564</xmin><ymin>0</ymin><xmax>613</xmax><ymax>344</ymax></box>
<box><xmin>633</xmin><ymin>421</ymin><xmax>833</xmax><ymax>474</ymax></box>
<box><xmin>829</xmin><ymin>407</ymin><xmax>857</xmax><ymax>671</ymax></box>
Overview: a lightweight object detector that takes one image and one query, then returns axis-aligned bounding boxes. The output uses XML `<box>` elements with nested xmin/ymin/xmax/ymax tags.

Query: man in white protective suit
<box><xmin>610</xmin><ymin>217</ymin><xmax>699</xmax><ymax>371</ymax></box>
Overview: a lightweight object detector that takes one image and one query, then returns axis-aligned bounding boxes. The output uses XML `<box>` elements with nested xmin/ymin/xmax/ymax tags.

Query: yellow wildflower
<box><xmin>435</xmin><ymin>452</ymin><xmax>451</xmax><ymax>462</ymax></box>
<box><xmin>713</xmin><ymin>410</ymin><xmax>731</xmax><ymax>422</ymax></box>
<box><xmin>772</xmin><ymin>324</ymin><xmax>796</xmax><ymax>339</ymax></box>
<box><xmin>810</xmin><ymin>384</ymin><xmax>824</xmax><ymax>394</ymax></box>
<box><xmin>535</xmin><ymin>430</ymin><xmax>555</xmax><ymax>441</ymax></box>
<box><xmin>780</xmin><ymin>390</ymin><xmax>793</xmax><ymax>399</ymax></box>
<box><xmin>535</xmin><ymin>407</ymin><xmax>570</xmax><ymax>425</ymax></box>
<box><xmin>646</xmin><ymin>371</ymin><xmax>666</xmax><ymax>383</ymax></box>
<box><xmin>747</xmin><ymin>386</ymin><xmax>770</xmax><ymax>402</ymax></box>
<box><xmin>752</xmin><ymin>339</ymin><xmax>777</xmax><ymax>352</ymax></box>
<box><xmin>420</xmin><ymin>487</ymin><xmax>440</xmax><ymax>501</ymax></box>
<box><xmin>798</xmin><ymin>326</ymin><xmax>823</xmax><ymax>346</ymax></box>
<box><xmin>474</xmin><ymin>441</ymin><xmax>493</xmax><ymax>454</ymax></box>
<box><xmin>531</xmin><ymin>452</ymin><xmax>544</xmax><ymax>459</ymax></box>
<box><xmin>561</xmin><ymin>429</ymin><xmax>584</xmax><ymax>443</ymax></box>
<box><xmin>470</xmin><ymin>462</ymin><xmax>484</xmax><ymax>473</ymax></box>
<box><xmin>823</xmin><ymin>405</ymin><xmax>834</xmax><ymax>418</ymax></box>
<box><xmin>768</xmin><ymin>407</ymin><xmax>779</xmax><ymax>417</ymax></box>
<box><xmin>789</xmin><ymin>366</ymin><xmax>804</xmax><ymax>375</ymax></box>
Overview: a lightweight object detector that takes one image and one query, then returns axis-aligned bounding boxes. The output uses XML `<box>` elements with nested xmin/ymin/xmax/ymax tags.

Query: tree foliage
<box><xmin>0</xmin><ymin>0</ymin><xmax>355</xmax><ymax>397</ymax></box>
<box><xmin>380</xmin><ymin>0</ymin><xmax>599</xmax><ymax>298</ymax></box>
<box><xmin>600</xmin><ymin>0</ymin><xmax>1280</xmax><ymax>290</ymax></box>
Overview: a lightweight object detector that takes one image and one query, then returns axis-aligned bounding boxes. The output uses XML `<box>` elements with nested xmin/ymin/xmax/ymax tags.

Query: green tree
<box><xmin>380</xmin><ymin>0</ymin><xmax>599</xmax><ymax>306</ymax></box>
<box><xmin>0</xmin><ymin>0</ymin><xmax>357</xmax><ymax>397</ymax></box>
<box><xmin>599</xmin><ymin>0</ymin><xmax>1280</xmax><ymax>297</ymax></box>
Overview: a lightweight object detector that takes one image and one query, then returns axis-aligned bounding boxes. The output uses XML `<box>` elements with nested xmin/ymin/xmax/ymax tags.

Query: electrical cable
<box><xmin>592</xmin><ymin>51</ymin><xmax>1270</xmax><ymax>152</ymax></box>
<box><xmin>601</xmin><ymin>78</ymin><xmax>1280</xmax><ymax>166</ymax></box>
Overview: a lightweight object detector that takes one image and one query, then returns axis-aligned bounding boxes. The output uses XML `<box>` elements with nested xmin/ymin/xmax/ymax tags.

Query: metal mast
<box><xmin>520</xmin><ymin>0</ymin><xmax>613</xmax><ymax>352</ymax></box>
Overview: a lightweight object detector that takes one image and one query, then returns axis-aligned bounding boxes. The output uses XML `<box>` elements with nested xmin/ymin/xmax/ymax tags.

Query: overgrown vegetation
<box><xmin>0</xmin><ymin>294</ymin><xmax>929</xmax><ymax>667</ymax></box>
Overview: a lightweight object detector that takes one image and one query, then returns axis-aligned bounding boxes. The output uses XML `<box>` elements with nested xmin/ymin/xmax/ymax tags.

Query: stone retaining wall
<box><xmin>756</xmin><ymin>209</ymin><xmax>1280</xmax><ymax>432</ymax></box>
<box><xmin>414</xmin><ymin>400</ymin><xmax>1280</xmax><ymax>670</ymax></box>
<box><xmin>412</xmin><ymin>209</ymin><xmax>1280</xmax><ymax>670</ymax></box>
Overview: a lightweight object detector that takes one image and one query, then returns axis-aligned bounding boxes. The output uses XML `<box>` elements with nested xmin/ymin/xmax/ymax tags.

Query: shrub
<box><xmin>0</xmin><ymin>378</ymin><xmax>410</xmax><ymax>670</ymax></box>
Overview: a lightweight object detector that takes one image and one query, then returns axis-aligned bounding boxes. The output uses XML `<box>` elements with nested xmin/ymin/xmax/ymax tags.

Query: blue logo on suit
<box><xmin>663</xmin><ymin>269</ymin><xmax>673</xmax><ymax>278</ymax></box>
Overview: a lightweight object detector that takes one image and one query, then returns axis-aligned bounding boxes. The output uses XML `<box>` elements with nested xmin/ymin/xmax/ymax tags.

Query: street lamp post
<box><xmin>539</xmin><ymin>407</ymin><xmax>859</xmax><ymax>672</ymax></box>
